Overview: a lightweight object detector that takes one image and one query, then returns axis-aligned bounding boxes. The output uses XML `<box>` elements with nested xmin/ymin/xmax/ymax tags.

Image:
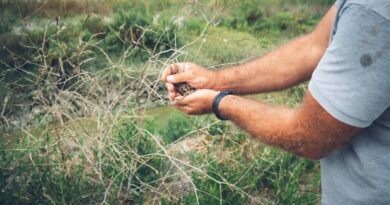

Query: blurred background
<box><xmin>0</xmin><ymin>0</ymin><xmax>333</xmax><ymax>204</ymax></box>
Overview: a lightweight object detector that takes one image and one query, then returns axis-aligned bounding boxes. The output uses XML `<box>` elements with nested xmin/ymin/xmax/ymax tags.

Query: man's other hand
<box><xmin>173</xmin><ymin>89</ymin><xmax>218</xmax><ymax>115</ymax></box>
<box><xmin>161</xmin><ymin>63</ymin><xmax>216</xmax><ymax>100</ymax></box>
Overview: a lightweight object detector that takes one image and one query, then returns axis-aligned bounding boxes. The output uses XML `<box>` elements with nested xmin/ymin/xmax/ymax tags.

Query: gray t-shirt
<box><xmin>308</xmin><ymin>0</ymin><xmax>390</xmax><ymax>204</ymax></box>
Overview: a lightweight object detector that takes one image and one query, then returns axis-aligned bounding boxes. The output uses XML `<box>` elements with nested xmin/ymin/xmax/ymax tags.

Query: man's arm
<box><xmin>218</xmin><ymin>91</ymin><xmax>361</xmax><ymax>159</ymax></box>
<box><xmin>175</xmin><ymin>90</ymin><xmax>361</xmax><ymax>160</ymax></box>
<box><xmin>163</xmin><ymin>6</ymin><xmax>336</xmax><ymax>96</ymax></box>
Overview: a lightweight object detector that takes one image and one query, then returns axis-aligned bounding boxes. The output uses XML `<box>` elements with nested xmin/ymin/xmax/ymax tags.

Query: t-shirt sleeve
<box><xmin>309</xmin><ymin>4</ymin><xmax>390</xmax><ymax>128</ymax></box>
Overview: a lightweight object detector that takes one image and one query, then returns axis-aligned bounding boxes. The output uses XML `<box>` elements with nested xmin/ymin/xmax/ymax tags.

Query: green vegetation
<box><xmin>160</xmin><ymin>113</ymin><xmax>193</xmax><ymax>144</ymax></box>
<box><xmin>0</xmin><ymin>0</ymin><xmax>332</xmax><ymax>204</ymax></box>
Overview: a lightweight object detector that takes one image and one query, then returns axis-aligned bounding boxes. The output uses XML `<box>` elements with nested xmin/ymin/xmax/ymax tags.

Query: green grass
<box><xmin>0</xmin><ymin>115</ymin><xmax>320</xmax><ymax>204</ymax></box>
<box><xmin>0</xmin><ymin>0</ymin><xmax>326</xmax><ymax>204</ymax></box>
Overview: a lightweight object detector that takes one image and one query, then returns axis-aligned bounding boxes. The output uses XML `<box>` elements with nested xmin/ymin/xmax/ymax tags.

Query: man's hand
<box><xmin>161</xmin><ymin>63</ymin><xmax>216</xmax><ymax>100</ymax></box>
<box><xmin>173</xmin><ymin>89</ymin><xmax>218</xmax><ymax>115</ymax></box>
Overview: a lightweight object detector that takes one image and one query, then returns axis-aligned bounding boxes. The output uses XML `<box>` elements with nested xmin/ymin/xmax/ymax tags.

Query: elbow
<box><xmin>299</xmin><ymin>146</ymin><xmax>332</xmax><ymax>160</ymax></box>
<box><xmin>292</xmin><ymin>134</ymin><xmax>334</xmax><ymax>160</ymax></box>
<box><xmin>306</xmin><ymin>32</ymin><xmax>328</xmax><ymax>61</ymax></box>
<box><xmin>302</xmin><ymin>151</ymin><xmax>327</xmax><ymax>161</ymax></box>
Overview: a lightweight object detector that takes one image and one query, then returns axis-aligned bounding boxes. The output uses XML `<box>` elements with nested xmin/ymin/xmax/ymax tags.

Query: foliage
<box><xmin>180</xmin><ymin>25</ymin><xmax>263</xmax><ymax>65</ymax></box>
<box><xmin>207</xmin><ymin>121</ymin><xmax>227</xmax><ymax>136</ymax></box>
<box><xmin>264</xmin><ymin>151</ymin><xmax>320</xmax><ymax>204</ymax></box>
<box><xmin>103</xmin><ymin>2</ymin><xmax>181</xmax><ymax>60</ymax></box>
<box><xmin>220</xmin><ymin>3</ymin><xmax>321</xmax><ymax>35</ymax></box>
<box><xmin>0</xmin><ymin>0</ymin><xmax>326</xmax><ymax>204</ymax></box>
<box><xmin>160</xmin><ymin>113</ymin><xmax>193</xmax><ymax>144</ymax></box>
<box><xmin>0</xmin><ymin>10</ymin><xmax>19</xmax><ymax>34</ymax></box>
<box><xmin>0</xmin><ymin>0</ymin><xmax>111</xmax><ymax>18</ymax></box>
<box><xmin>182</xmin><ymin>133</ymin><xmax>320</xmax><ymax>204</ymax></box>
<box><xmin>0</xmin><ymin>117</ymin><xmax>165</xmax><ymax>204</ymax></box>
<box><xmin>0</xmin><ymin>129</ymin><xmax>106</xmax><ymax>204</ymax></box>
<box><xmin>101</xmin><ymin>118</ymin><xmax>166</xmax><ymax>203</ymax></box>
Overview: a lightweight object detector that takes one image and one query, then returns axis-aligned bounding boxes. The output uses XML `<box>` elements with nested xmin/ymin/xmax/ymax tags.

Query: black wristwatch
<box><xmin>212</xmin><ymin>90</ymin><xmax>233</xmax><ymax>120</ymax></box>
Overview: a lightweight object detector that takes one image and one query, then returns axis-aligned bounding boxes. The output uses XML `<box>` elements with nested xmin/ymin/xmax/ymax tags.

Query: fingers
<box><xmin>166</xmin><ymin>83</ymin><xmax>174</xmax><ymax>92</ymax></box>
<box><xmin>162</xmin><ymin>65</ymin><xmax>181</xmax><ymax>99</ymax></box>
<box><xmin>161</xmin><ymin>64</ymin><xmax>181</xmax><ymax>82</ymax></box>
<box><xmin>174</xmin><ymin>96</ymin><xmax>186</xmax><ymax>106</ymax></box>
<box><xmin>173</xmin><ymin>96</ymin><xmax>192</xmax><ymax>114</ymax></box>
<box><xmin>173</xmin><ymin>90</ymin><xmax>202</xmax><ymax>105</ymax></box>
<box><xmin>173</xmin><ymin>96</ymin><xmax>193</xmax><ymax>114</ymax></box>
<box><xmin>166</xmin><ymin>72</ymin><xmax>189</xmax><ymax>84</ymax></box>
<box><xmin>166</xmin><ymin>83</ymin><xmax>181</xmax><ymax>100</ymax></box>
<box><xmin>169</xmin><ymin>93</ymin><xmax>176</xmax><ymax>100</ymax></box>
<box><xmin>172</xmin><ymin>90</ymin><xmax>216</xmax><ymax>115</ymax></box>
<box><xmin>174</xmin><ymin>105</ymin><xmax>192</xmax><ymax>114</ymax></box>
<box><xmin>161</xmin><ymin>64</ymin><xmax>174</xmax><ymax>82</ymax></box>
<box><xmin>161</xmin><ymin>63</ymin><xmax>196</xmax><ymax>101</ymax></box>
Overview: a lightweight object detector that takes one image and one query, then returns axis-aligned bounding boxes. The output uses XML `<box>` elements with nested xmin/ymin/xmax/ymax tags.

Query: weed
<box><xmin>160</xmin><ymin>113</ymin><xmax>193</xmax><ymax>144</ymax></box>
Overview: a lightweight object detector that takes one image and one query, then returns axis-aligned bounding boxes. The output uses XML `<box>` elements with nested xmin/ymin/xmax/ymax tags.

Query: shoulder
<box><xmin>339</xmin><ymin>0</ymin><xmax>390</xmax><ymax>22</ymax></box>
<box><xmin>309</xmin><ymin>1</ymin><xmax>390</xmax><ymax>128</ymax></box>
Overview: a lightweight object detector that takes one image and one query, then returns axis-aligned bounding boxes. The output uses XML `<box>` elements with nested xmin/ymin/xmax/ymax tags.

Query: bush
<box><xmin>160</xmin><ymin>113</ymin><xmax>193</xmax><ymax>144</ymax></box>
<box><xmin>81</xmin><ymin>14</ymin><xmax>108</xmax><ymax>39</ymax></box>
<box><xmin>183</xmin><ymin>19</ymin><xmax>205</xmax><ymax>36</ymax></box>
<box><xmin>0</xmin><ymin>10</ymin><xmax>19</xmax><ymax>34</ymax></box>
<box><xmin>207</xmin><ymin>120</ymin><xmax>227</xmax><ymax>136</ymax></box>
<box><xmin>102</xmin><ymin>118</ymin><xmax>165</xmax><ymax>203</ymax></box>
<box><xmin>0</xmin><ymin>130</ymin><xmax>105</xmax><ymax>204</ymax></box>
<box><xmin>106</xmin><ymin>4</ymin><xmax>180</xmax><ymax>61</ymax></box>
<box><xmin>261</xmin><ymin>151</ymin><xmax>320</xmax><ymax>204</ymax></box>
<box><xmin>218</xmin><ymin>0</ymin><xmax>321</xmax><ymax>35</ymax></box>
<box><xmin>0</xmin><ymin>117</ymin><xmax>168</xmax><ymax>204</ymax></box>
<box><xmin>182</xmin><ymin>140</ymin><xmax>320</xmax><ymax>204</ymax></box>
<box><xmin>0</xmin><ymin>0</ymin><xmax>111</xmax><ymax>18</ymax></box>
<box><xmin>253</xmin><ymin>12</ymin><xmax>319</xmax><ymax>34</ymax></box>
<box><xmin>220</xmin><ymin>2</ymin><xmax>265</xmax><ymax>31</ymax></box>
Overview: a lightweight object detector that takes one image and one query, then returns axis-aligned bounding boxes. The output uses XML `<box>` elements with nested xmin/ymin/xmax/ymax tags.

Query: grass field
<box><xmin>0</xmin><ymin>0</ymin><xmax>333</xmax><ymax>204</ymax></box>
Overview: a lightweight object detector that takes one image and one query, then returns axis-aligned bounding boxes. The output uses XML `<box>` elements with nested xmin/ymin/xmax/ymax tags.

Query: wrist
<box><xmin>206</xmin><ymin>70</ymin><xmax>217</xmax><ymax>90</ymax></box>
<box><xmin>209</xmin><ymin>70</ymin><xmax>225</xmax><ymax>91</ymax></box>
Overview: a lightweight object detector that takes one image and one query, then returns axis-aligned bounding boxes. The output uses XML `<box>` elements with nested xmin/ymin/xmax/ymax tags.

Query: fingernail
<box><xmin>167</xmin><ymin>75</ymin><xmax>174</xmax><ymax>82</ymax></box>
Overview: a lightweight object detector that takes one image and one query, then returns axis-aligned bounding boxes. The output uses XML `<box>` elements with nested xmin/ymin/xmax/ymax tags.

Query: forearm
<box><xmin>217</xmin><ymin>93</ymin><xmax>357</xmax><ymax>160</ymax></box>
<box><xmin>213</xmin><ymin>34</ymin><xmax>324</xmax><ymax>94</ymax></box>
<box><xmin>218</xmin><ymin>95</ymin><xmax>305</xmax><ymax>155</ymax></box>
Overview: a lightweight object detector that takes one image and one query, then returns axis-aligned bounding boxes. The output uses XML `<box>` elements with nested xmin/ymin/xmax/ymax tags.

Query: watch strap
<box><xmin>212</xmin><ymin>90</ymin><xmax>232</xmax><ymax>120</ymax></box>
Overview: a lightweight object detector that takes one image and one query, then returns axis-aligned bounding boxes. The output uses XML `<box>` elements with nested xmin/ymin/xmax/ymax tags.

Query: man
<box><xmin>161</xmin><ymin>0</ymin><xmax>390</xmax><ymax>204</ymax></box>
